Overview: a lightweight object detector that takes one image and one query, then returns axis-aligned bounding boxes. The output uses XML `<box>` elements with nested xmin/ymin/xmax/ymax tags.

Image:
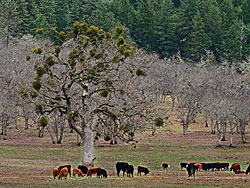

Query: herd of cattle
<box><xmin>52</xmin><ymin>162</ymin><xmax>250</xmax><ymax>179</ymax></box>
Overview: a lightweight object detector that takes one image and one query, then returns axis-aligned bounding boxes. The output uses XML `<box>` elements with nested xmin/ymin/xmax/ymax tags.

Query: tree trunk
<box><xmin>183</xmin><ymin>124</ymin><xmax>188</xmax><ymax>135</ymax></box>
<box><xmin>152</xmin><ymin>124</ymin><xmax>155</xmax><ymax>136</ymax></box>
<box><xmin>81</xmin><ymin>113</ymin><xmax>98</xmax><ymax>168</ymax></box>
<box><xmin>82</xmin><ymin>125</ymin><xmax>96</xmax><ymax>168</ymax></box>
<box><xmin>221</xmin><ymin>120</ymin><xmax>226</xmax><ymax>141</ymax></box>
<box><xmin>24</xmin><ymin>116</ymin><xmax>29</xmax><ymax>130</ymax></box>
<box><xmin>171</xmin><ymin>97</ymin><xmax>175</xmax><ymax>112</ymax></box>
<box><xmin>47</xmin><ymin>125</ymin><xmax>55</xmax><ymax>144</ymax></box>
<box><xmin>217</xmin><ymin>120</ymin><xmax>222</xmax><ymax>146</ymax></box>
<box><xmin>14</xmin><ymin>117</ymin><xmax>18</xmax><ymax>129</ymax></box>
<box><xmin>2</xmin><ymin>124</ymin><xmax>7</xmax><ymax>140</ymax></box>
<box><xmin>205</xmin><ymin>110</ymin><xmax>208</xmax><ymax>127</ymax></box>
<box><xmin>210</xmin><ymin>117</ymin><xmax>216</xmax><ymax>134</ymax></box>
<box><xmin>239</xmin><ymin>120</ymin><xmax>246</xmax><ymax>144</ymax></box>
<box><xmin>58</xmin><ymin>115</ymin><xmax>64</xmax><ymax>144</ymax></box>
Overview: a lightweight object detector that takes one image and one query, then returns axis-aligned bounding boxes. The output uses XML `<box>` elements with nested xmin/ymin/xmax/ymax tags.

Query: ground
<box><xmin>0</xmin><ymin>116</ymin><xmax>249</xmax><ymax>188</ymax></box>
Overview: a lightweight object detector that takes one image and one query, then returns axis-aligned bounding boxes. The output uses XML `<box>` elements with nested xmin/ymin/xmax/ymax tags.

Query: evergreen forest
<box><xmin>1</xmin><ymin>0</ymin><xmax>250</xmax><ymax>68</ymax></box>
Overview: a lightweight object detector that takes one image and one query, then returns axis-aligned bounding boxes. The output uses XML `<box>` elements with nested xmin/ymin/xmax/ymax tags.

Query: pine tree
<box><xmin>15</xmin><ymin>0</ymin><xmax>30</xmax><ymax>35</ymax></box>
<box><xmin>33</xmin><ymin>0</ymin><xmax>56</xmax><ymax>38</ymax></box>
<box><xmin>154</xmin><ymin>0</ymin><xmax>180</xmax><ymax>58</ymax></box>
<box><xmin>133</xmin><ymin>0</ymin><xmax>155</xmax><ymax>51</ymax></box>
<box><xmin>177</xmin><ymin>0</ymin><xmax>201</xmax><ymax>58</ymax></box>
<box><xmin>87</xmin><ymin>1</ymin><xmax>118</xmax><ymax>32</ymax></box>
<box><xmin>189</xmin><ymin>11</ymin><xmax>211</xmax><ymax>62</ymax></box>
<box><xmin>200</xmin><ymin>0</ymin><xmax>224</xmax><ymax>62</ymax></box>
<box><xmin>55</xmin><ymin>0</ymin><xmax>70</xmax><ymax>32</ymax></box>
<box><xmin>219</xmin><ymin>0</ymin><xmax>241</xmax><ymax>60</ymax></box>
<box><xmin>0</xmin><ymin>0</ymin><xmax>19</xmax><ymax>47</ymax></box>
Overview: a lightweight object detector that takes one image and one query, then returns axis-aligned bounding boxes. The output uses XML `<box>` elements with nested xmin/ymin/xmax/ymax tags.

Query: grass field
<box><xmin>0</xmin><ymin>117</ymin><xmax>249</xmax><ymax>188</ymax></box>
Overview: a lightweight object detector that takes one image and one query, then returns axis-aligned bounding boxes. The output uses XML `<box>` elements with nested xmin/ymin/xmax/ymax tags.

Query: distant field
<box><xmin>0</xmin><ymin>118</ymin><xmax>249</xmax><ymax>188</ymax></box>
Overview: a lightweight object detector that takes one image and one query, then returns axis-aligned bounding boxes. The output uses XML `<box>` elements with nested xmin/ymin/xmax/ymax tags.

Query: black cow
<box><xmin>180</xmin><ymin>163</ymin><xmax>188</xmax><ymax>170</ymax></box>
<box><xmin>137</xmin><ymin>166</ymin><xmax>150</xmax><ymax>176</ymax></box>
<box><xmin>78</xmin><ymin>165</ymin><xmax>88</xmax><ymax>176</ymax></box>
<box><xmin>127</xmin><ymin>165</ymin><xmax>134</xmax><ymax>178</ymax></box>
<box><xmin>162</xmin><ymin>163</ymin><xmax>170</xmax><ymax>171</ymax></box>
<box><xmin>218</xmin><ymin>163</ymin><xmax>229</xmax><ymax>171</ymax></box>
<box><xmin>246</xmin><ymin>165</ymin><xmax>250</xmax><ymax>175</ymax></box>
<box><xmin>187</xmin><ymin>163</ymin><xmax>196</xmax><ymax>178</ymax></box>
<box><xmin>116</xmin><ymin>162</ymin><xmax>129</xmax><ymax>177</ymax></box>
<box><xmin>202</xmin><ymin>163</ymin><xmax>220</xmax><ymax>171</ymax></box>
<box><xmin>97</xmin><ymin>169</ymin><xmax>108</xmax><ymax>178</ymax></box>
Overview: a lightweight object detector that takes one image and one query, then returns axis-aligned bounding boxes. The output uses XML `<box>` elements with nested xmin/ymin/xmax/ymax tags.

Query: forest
<box><xmin>0</xmin><ymin>0</ymin><xmax>250</xmax><ymax>187</ymax></box>
<box><xmin>1</xmin><ymin>0</ymin><xmax>250</xmax><ymax>66</ymax></box>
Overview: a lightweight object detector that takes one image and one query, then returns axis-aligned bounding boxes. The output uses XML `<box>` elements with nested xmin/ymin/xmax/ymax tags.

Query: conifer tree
<box><xmin>200</xmin><ymin>0</ymin><xmax>224</xmax><ymax>62</ymax></box>
<box><xmin>133</xmin><ymin>0</ymin><xmax>155</xmax><ymax>51</ymax></box>
<box><xmin>189</xmin><ymin>11</ymin><xmax>211</xmax><ymax>62</ymax></box>
<box><xmin>154</xmin><ymin>0</ymin><xmax>180</xmax><ymax>58</ymax></box>
<box><xmin>0</xmin><ymin>0</ymin><xmax>19</xmax><ymax>47</ymax></box>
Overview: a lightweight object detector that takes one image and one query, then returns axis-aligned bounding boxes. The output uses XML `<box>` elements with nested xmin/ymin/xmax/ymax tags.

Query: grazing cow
<box><xmin>58</xmin><ymin>167</ymin><xmax>68</xmax><ymax>179</ymax></box>
<box><xmin>78</xmin><ymin>165</ymin><xmax>88</xmax><ymax>176</ymax></box>
<box><xmin>116</xmin><ymin>162</ymin><xmax>129</xmax><ymax>177</ymax></box>
<box><xmin>73</xmin><ymin>168</ymin><xmax>84</xmax><ymax>177</ymax></box>
<box><xmin>58</xmin><ymin>165</ymin><xmax>71</xmax><ymax>177</ymax></box>
<box><xmin>246</xmin><ymin>165</ymin><xmax>250</xmax><ymax>175</ymax></box>
<box><xmin>202</xmin><ymin>163</ymin><xmax>220</xmax><ymax>171</ymax></box>
<box><xmin>194</xmin><ymin>163</ymin><xmax>202</xmax><ymax>171</ymax></box>
<box><xmin>127</xmin><ymin>165</ymin><xmax>134</xmax><ymax>178</ymax></box>
<box><xmin>180</xmin><ymin>163</ymin><xmax>188</xmax><ymax>170</ymax></box>
<box><xmin>53</xmin><ymin>168</ymin><xmax>59</xmax><ymax>179</ymax></box>
<box><xmin>87</xmin><ymin>167</ymin><xmax>102</xmax><ymax>177</ymax></box>
<box><xmin>137</xmin><ymin>166</ymin><xmax>150</xmax><ymax>176</ymax></box>
<box><xmin>230</xmin><ymin>163</ymin><xmax>241</xmax><ymax>174</ymax></box>
<box><xmin>97</xmin><ymin>169</ymin><xmax>108</xmax><ymax>178</ymax></box>
<box><xmin>216</xmin><ymin>162</ymin><xmax>229</xmax><ymax>171</ymax></box>
<box><xmin>187</xmin><ymin>163</ymin><xmax>196</xmax><ymax>178</ymax></box>
<box><xmin>162</xmin><ymin>163</ymin><xmax>170</xmax><ymax>171</ymax></box>
<box><xmin>237</xmin><ymin>170</ymin><xmax>246</xmax><ymax>174</ymax></box>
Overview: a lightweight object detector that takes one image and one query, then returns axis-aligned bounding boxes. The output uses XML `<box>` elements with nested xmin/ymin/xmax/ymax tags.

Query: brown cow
<box><xmin>53</xmin><ymin>168</ymin><xmax>59</xmax><ymax>179</ymax></box>
<box><xmin>237</xmin><ymin>170</ymin><xmax>246</xmax><ymax>174</ymax></box>
<box><xmin>230</xmin><ymin>163</ymin><xmax>241</xmax><ymax>174</ymax></box>
<box><xmin>87</xmin><ymin>167</ymin><xmax>102</xmax><ymax>177</ymax></box>
<box><xmin>58</xmin><ymin>167</ymin><xmax>68</xmax><ymax>179</ymax></box>
<box><xmin>58</xmin><ymin>164</ymin><xmax>71</xmax><ymax>177</ymax></box>
<box><xmin>73</xmin><ymin>168</ymin><xmax>84</xmax><ymax>177</ymax></box>
<box><xmin>194</xmin><ymin>163</ymin><xmax>202</xmax><ymax>171</ymax></box>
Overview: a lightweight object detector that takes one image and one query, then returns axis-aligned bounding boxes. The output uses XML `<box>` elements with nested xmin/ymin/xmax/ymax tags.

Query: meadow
<box><xmin>0</xmin><ymin>117</ymin><xmax>249</xmax><ymax>188</ymax></box>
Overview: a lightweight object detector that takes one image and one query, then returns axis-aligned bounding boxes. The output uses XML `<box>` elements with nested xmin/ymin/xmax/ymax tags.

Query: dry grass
<box><xmin>0</xmin><ymin>117</ymin><xmax>249</xmax><ymax>187</ymax></box>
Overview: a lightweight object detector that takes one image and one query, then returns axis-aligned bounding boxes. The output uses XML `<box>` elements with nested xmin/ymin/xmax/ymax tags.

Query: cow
<box><xmin>194</xmin><ymin>163</ymin><xmax>202</xmax><ymax>171</ymax></box>
<box><xmin>180</xmin><ymin>163</ymin><xmax>188</xmax><ymax>170</ymax></box>
<box><xmin>137</xmin><ymin>166</ymin><xmax>150</xmax><ymax>176</ymax></box>
<box><xmin>237</xmin><ymin>170</ymin><xmax>246</xmax><ymax>174</ymax></box>
<box><xmin>87</xmin><ymin>167</ymin><xmax>102</xmax><ymax>177</ymax></box>
<box><xmin>73</xmin><ymin>168</ymin><xmax>84</xmax><ymax>177</ymax></box>
<box><xmin>246</xmin><ymin>165</ymin><xmax>250</xmax><ymax>175</ymax></box>
<box><xmin>230</xmin><ymin>163</ymin><xmax>241</xmax><ymax>174</ymax></box>
<box><xmin>58</xmin><ymin>167</ymin><xmax>68</xmax><ymax>179</ymax></box>
<box><xmin>52</xmin><ymin>168</ymin><xmax>59</xmax><ymax>179</ymax></box>
<box><xmin>116</xmin><ymin>162</ymin><xmax>129</xmax><ymax>177</ymax></box>
<box><xmin>216</xmin><ymin>162</ymin><xmax>229</xmax><ymax>171</ymax></box>
<box><xmin>97</xmin><ymin>169</ymin><xmax>108</xmax><ymax>178</ymax></box>
<box><xmin>162</xmin><ymin>163</ymin><xmax>170</xmax><ymax>171</ymax></box>
<box><xmin>187</xmin><ymin>163</ymin><xmax>196</xmax><ymax>178</ymax></box>
<box><xmin>78</xmin><ymin>165</ymin><xmax>88</xmax><ymax>176</ymax></box>
<box><xmin>58</xmin><ymin>164</ymin><xmax>71</xmax><ymax>177</ymax></box>
<box><xmin>202</xmin><ymin>163</ymin><xmax>220</xmax><ymax>171</ymax></box>
<box><xmin>127</xmin><ymin>165</ymin><xmax>134</xmax><ymax>178</ymax></box>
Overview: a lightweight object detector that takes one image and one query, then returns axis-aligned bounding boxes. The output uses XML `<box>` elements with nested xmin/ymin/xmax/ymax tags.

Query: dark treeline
<box><xmin>0</xmin><ymin>0</ymin><xmax>250</xmax><ymax>65</ymax></box>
